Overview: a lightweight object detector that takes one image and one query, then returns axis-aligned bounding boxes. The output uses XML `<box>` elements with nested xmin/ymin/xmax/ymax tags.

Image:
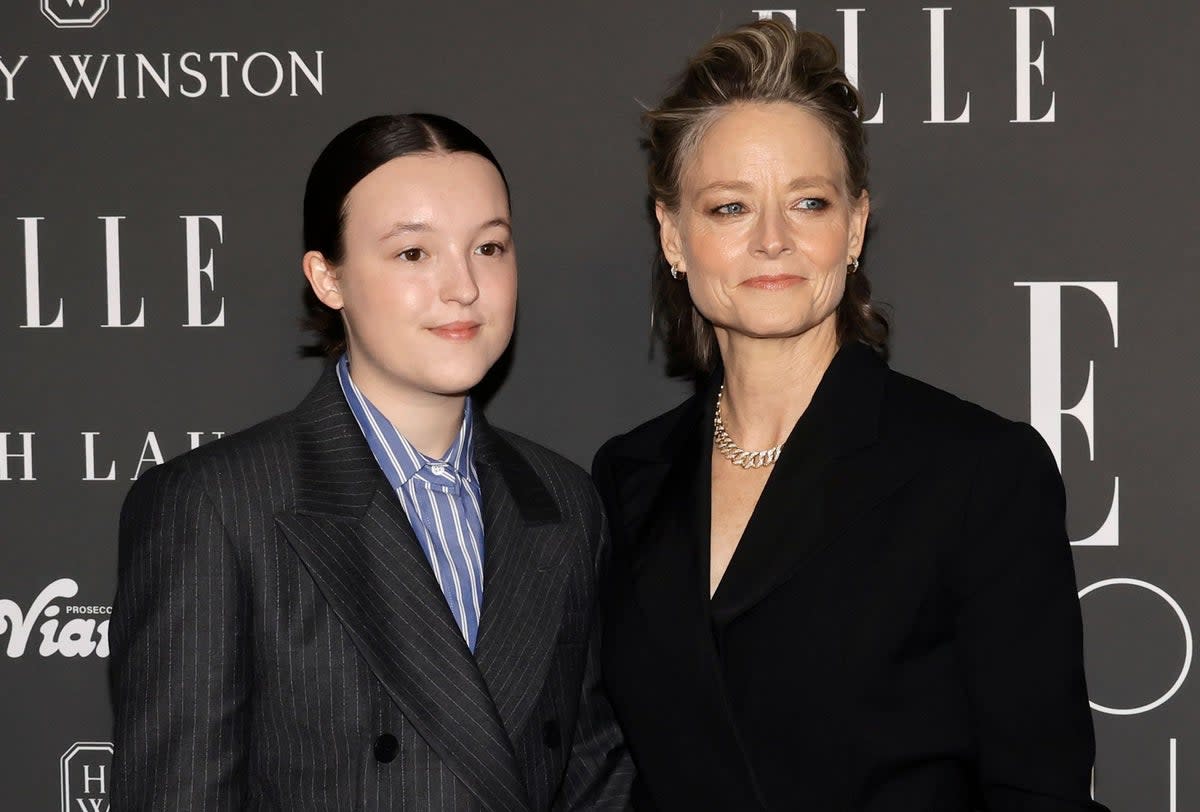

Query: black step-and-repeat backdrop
<box><xmin>2</xmin><ymin>1</ymin><xmax>1196</xmax><ymax>808</ymax></box>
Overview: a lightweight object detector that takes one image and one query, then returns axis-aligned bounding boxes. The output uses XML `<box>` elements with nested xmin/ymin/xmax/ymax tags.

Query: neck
<box><xmin>713</xmin><ymin>318</ymin><xmax>839</xmax><ymax>450</ymax></box>
<box><xmin>347</xmin><ymin>362</ymin><xmax>467</xmax><ymax>460</ymax></box>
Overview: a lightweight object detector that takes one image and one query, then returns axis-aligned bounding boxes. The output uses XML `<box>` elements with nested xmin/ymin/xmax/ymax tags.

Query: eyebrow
<box><xmin>695</xmin><ymin>176</ymin><xmax>838</xmax><ymax>195</ymax></box>
<box><xmin>378</xmin><ymin>217</ymin><xmax>512</xmax><ymax>242</ymax></box>
<box><xmin>379</xmin><ymin>221</ymin><xmax>432</xmax><ymax>241</ymax></box>
<box><xmin>478</xmin><ymin>217</ymin><xmax>512</xmax><ymax>233</ymax></box>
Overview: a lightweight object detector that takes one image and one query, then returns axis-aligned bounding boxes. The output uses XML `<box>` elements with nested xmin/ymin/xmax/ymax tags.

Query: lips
<box><xmin>741</xmin><ymin>274</ymin><xmax>805</xmax><ymax>290</ymax></box>
<box><xmin>428</xmin><ymin>321</ymin><xmax>481</xmax><ymax>340</ymax></box>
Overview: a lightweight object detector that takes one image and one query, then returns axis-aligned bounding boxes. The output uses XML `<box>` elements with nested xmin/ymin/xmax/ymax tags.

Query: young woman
<box><xmin>110</xmin><ymin>113</ymin><xmax>631</xmax><ymax>811</ymax></box>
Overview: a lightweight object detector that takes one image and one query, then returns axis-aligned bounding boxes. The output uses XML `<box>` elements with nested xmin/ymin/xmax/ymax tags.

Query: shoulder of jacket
<box><xmin>881</xmin><ymin>370</ymin><xmax>1052</xmax><ymax>478</ymax></box>
<box><xmin>126</xmin><ymin>411</ymin><xmax>296</xmax><ymax>504</ymax></box>
<box><xmin>883</xmin><ymin>369</ymin><xmax>1021</xmax><ymax>441</ymax></box>
<box><xmin>490</xmin><ymin>426</ymin><xmax>600</xmax><ymax>508</ymax></box>
<box><xmin>594</xmin><ymin>393</ymin><xmax>701</xmax><ymax>467</ymax></box>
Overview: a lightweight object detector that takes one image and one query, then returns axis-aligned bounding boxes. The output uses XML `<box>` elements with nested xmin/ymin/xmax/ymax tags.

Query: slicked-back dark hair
<box><xmin>301</xmin><ymin>113</ymin><xmax>509</xmax><ymax>357</ymax></box>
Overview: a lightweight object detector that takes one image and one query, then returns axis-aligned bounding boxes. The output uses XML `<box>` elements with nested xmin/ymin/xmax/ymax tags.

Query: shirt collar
<box><xmin>335</xmin><ymin>353</ymin><xmax>475</xmax><ymax>488</ymax></box>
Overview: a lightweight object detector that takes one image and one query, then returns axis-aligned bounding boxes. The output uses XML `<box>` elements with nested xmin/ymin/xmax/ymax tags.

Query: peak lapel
<box><xmin>276</xmin><ymin>368</ymin><xmax>529</xmax><ymax>812</ymax></box>
<box><xmin>712</xmin><ymin>344</ymin><xmax>922</xmax><ymax>627</ymax></box>
<box><xmin>624</xmin><ymin>392</ymin><xmax>769</xmax><ymax>806</ymax></box>
<box><xmin>472</xmin><ymin>420</ymin><xmax>572</xmax><ymax>743</ymax></box>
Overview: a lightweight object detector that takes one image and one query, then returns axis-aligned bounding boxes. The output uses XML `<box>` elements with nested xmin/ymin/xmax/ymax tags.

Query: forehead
<box><xmin>684</xmin><ymin>102</ymin><xmax>845</xmax><ymax>189</ymax></box>
<box><xmin>343</xmin><ymin>152</ymin><xmax>509</xmax><ymax>232</ymax></box>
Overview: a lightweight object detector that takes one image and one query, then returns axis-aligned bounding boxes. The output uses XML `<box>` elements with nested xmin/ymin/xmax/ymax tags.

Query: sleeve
<box><xmin>108</xmin><ymin>462</ymin><xmax>252</xmax><ymax>811</ymax></box>
<box><xmin>953</xmin><ymin>422</ymin><xmax>1108</xmax><ymax>812</ymax></box>
<box><xmin>554</xmin><ymin>479</ymin><xmax>634</xmax><ymax>811</ymax></box>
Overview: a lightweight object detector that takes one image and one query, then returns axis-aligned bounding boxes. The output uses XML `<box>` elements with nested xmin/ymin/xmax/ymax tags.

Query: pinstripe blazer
<box><xmin>108</xmin><ymin>365</ymin><xmax>633</xmax><ymax>811</ymax></box>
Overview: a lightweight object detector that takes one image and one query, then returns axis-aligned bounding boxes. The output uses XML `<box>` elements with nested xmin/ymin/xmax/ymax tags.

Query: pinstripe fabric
<box><xmin>336</xmin><ymin>355</ymin><xmax>486</xmax><ymax>651</ymax></box>
<box><xmin>108</xmin><ymin>365</ymin><xmax>633</xmax><ymax>810</ymax></box>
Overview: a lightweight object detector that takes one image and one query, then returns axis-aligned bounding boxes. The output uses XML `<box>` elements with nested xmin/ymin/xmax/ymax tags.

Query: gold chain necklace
<box><xmin>713</xmin><ymin>384</ymin><xmax>783</xmax><ymax>469</ymax></box>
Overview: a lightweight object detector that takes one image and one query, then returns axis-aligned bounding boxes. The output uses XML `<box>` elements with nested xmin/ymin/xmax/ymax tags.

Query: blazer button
<box><xmin>374</xmin><ymin>733</ymin><xmax>399</xmax><ymax>763</ymax></box>
<box><xmin>542</xmin><ymin>720</ymin><xmax>561</xmax><ymax>750</ymax></box>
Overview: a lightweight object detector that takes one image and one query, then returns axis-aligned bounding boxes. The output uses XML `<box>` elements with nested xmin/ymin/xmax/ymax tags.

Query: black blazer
<box><xmin>593</xmin><ymin>343</ymin><xmax>1105</xmax><ymax>811</ymax></box>
<box><xmin>109</xmin><ymin>366</ymin><xmax>632</xmax><ymax>811</ymax></box>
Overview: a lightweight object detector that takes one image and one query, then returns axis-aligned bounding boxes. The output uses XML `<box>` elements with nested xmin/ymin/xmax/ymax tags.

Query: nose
<box><xmin>441</xmin><ymin>252</ymin><xmax>480</xmax><ymax>306</ymax></box>
<box><xmin>751</xmin><ymin>204</ymin><xmax>794</xmax><ymax>259</ymax></box>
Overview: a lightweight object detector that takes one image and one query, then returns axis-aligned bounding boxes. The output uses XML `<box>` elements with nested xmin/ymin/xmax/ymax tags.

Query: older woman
<box><xmin>592</xmin><ymin>20</ymin><xmax>1105</xmax><ymax>811</ymax></box>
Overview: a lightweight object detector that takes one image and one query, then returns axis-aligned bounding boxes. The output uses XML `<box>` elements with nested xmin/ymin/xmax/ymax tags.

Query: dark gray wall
<box><xmin>2</xmin><ymin>1</ymin><xmax>1195</xmax><ymax>808</ymax></box>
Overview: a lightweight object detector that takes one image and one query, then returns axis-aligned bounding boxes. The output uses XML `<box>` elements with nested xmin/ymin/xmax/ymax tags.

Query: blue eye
<box><xmin>712</xmin><ymin>202</ymin><xmax>746</xmax><ymax>216</ymax></box>
<box><xmin>797</xmin><ymin>198</ymin><xmax>828</xmax><ymax>211</ymax></box>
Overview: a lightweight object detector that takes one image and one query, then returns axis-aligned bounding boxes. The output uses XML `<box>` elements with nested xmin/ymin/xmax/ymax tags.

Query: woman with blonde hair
<box><xmin>594</xmin><ymin>20</ymin><xmax>1105</xmax><ymax>811</ymax></box>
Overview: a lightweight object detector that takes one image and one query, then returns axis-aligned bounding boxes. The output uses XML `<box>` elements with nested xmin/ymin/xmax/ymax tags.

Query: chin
<box><xmin>725</xmin><ymin>303</ymin><xmax>840</xmax><ymax>341</ymax></box>
<box><xmin>421</xmin><ymin>359</ymin><xmax>497</xmax><ymax>396</ymax></box>
<box><xmin>734</xmin><ymin>318</ymin><xmax>814</xmax><ymax>340</ymax></box>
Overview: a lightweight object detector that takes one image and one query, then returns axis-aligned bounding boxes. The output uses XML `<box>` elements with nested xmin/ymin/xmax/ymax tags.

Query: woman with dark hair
<box><xmin>110</xmin><ymin>113</ymin><xmax>631</xmax><ymax>810</ymax></box>
<box><xmin>593</xmin><ymin>21</ymin><xmax>1105</xmax><ymax>811</ymax></box>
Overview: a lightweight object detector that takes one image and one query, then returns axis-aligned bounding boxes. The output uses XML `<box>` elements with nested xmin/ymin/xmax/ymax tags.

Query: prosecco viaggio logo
<box><xmin>0</xmin><ymin>579</ymin><xmax>110</xmax><ymax>658</ymax></box>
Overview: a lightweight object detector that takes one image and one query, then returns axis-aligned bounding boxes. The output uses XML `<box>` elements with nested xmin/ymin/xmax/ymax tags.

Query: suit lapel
<box><xmin>602</xmin><ymin>345</ymin><xmax>925</xmax><ymax>807</ymax></box>
<box><xmin>712</xmin><ymin>344</ymin><xmax>925</xmax><ymax>626</ymax></box>
<box><xmin>626</xmin><ymin>391</ymin><xmax>769</xmax><ymax>807</ymax></box>
<box><xmin>629</xmin><ymin>394</ymin><xmax>711</xmax><ymax>642</ymax></box>
<box><xmin>275</xmin><ymin>367</ymin><xmax>530</xmax><ymax>812</ymax></box>
<box><xmin>471</xmin><ymin>420</ymin><xmax>573</xmax><ymax>743</ymax></box>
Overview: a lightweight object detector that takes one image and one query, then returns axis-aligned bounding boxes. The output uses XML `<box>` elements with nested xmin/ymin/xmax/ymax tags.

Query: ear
<box><xmin>303</xmin><ymin>251</ymin><xmax>343</xmax><ymax>310</ymax></box>
<box><xmin>655</xmin><ymin>201</ymin><xmax>685</xmax><ymax>270</ymax></box>
<box><xmin>847</xmin><ymin>190</ymin><xmax>870</xmax><ymax>259</ymax></box>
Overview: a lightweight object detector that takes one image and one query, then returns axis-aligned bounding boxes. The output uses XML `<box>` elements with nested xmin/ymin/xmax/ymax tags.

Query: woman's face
<box><xmin>658</xmin><ymin>102</ymin><xmax>868</xmax><ymax>348</ymax></box>
<box><xmin>307</xmin><ymin>151</ymin><xmax>517</xmax><ymax>398</ymax></box>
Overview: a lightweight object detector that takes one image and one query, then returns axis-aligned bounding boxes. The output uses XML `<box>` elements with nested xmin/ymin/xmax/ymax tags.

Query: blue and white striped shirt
<box><xmin>336</xmin><ymin>355</ymin><xmax>486</xmax><ymax>651</ymax></box>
